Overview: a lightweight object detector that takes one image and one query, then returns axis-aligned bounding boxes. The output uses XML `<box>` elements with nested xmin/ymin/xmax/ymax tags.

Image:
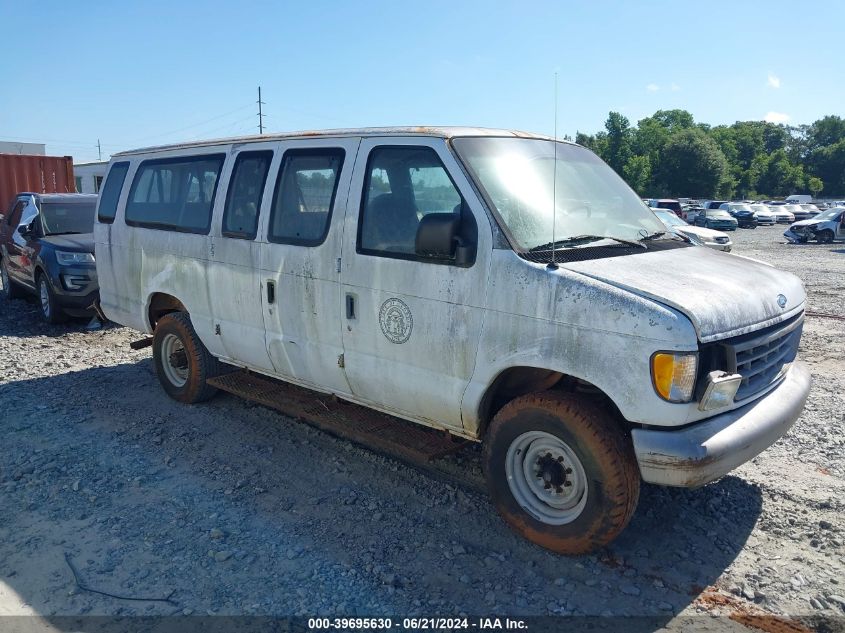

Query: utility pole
<box><xmin>97</xmin><ymin>139</ymin><xmax>102</xmax><ymax>161</ymax></box>
<box><xmin>257</xmin><ymin>86</ymin><xmax>265</xmax><ymax>134</ymax></box>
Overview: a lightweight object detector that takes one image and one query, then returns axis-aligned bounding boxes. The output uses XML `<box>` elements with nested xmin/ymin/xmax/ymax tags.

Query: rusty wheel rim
<box><xmin>161</xmin><ymin>333</ymin><xmax>189</xmax><ymax>387</ymax></box>
<box><xmin>505</xmin><ymin>431</ymin><xmax>588</xmax><ymax>526</ymax></box>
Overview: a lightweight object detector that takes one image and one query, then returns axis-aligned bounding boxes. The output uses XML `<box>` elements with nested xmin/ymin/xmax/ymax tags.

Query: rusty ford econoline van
<box><xmin>95</xmin><ymin>128</ymin><xmax>810</xmax><ymax>553</ymax></box>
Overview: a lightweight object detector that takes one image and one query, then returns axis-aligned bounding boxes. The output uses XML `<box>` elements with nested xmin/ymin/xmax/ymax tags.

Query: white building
<box><xmin>74</xmin><ymin>161</ymin><xmax>108</xmax><ymax>194</ymax></box>
<box><xmin>0</xmin><ymin>141</ymin><xmax>46</xmax><ymax>155</ymax></box>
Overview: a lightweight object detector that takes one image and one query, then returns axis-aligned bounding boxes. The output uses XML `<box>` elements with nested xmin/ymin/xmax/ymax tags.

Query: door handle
<box><xmin>266</xmin><ymin>280</ymin><xmax>275</xmax><ymax>304</ymax></box>
<box><xmin>345</xmin><ymin>293</ymin><xmax>355</xmax><ymax>319</ymax></box>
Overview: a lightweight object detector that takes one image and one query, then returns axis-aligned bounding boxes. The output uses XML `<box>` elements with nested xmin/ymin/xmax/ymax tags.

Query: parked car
<box><xmin>770</xmin><ymin>206</ymin><xmax>795</xmax><ymax>224</ymax></box>
<box><xmin>799</xmin><ymin>204</ymin><xmax>821</xmax><ymax>218</ymax></box>
<box><xmin>749</xmin><ymin>204</ymin><xmax>776</xmax><ymax>225</ymax></box>
<box><xmin>0</xmin><ymin>192</ymin><xmax>99</xmax><ymax>322</ymax></box>
<box><xmin>682</xmin><ymin>205</ymin><xmax>705</xmax><ymax>222</ymax></box>
<box><xmin>720</xmin><ymin>203</ymin><xmax>758</xmax><ymax>228</ymax></box>
<box><xmin>646</xmin><ymin>198</ymin><xmax>683</xmax><ymax>217</ymax></box>
<box><xmin>788</xmin><ymin>204</ymin><xmax>815</xmax><ymax>221</ymax></box>
<box><xmin>785</xmin><ymin>194</ymin><xmax>812</xmax><ymax>204</ymax></box>
<box><xmin>652</xmin><ymin>209</ymin><xmax>732</xmax><ymax>251</ymax></box>
<box><xmin>704</xmin><ymin>200</ymin><xmax>729</xmax><ymax>209</ymax></box>
<box><xmin>694</xmin><ymin>208</ymin><xmax>738</xmax><ymax>231</ymax></box>
<box><xmin>784</xmin><ymin>207</ymin><xmax>845</xmax><ymax>243</ymax></box>
<box><xmin>94</xmin><ymin>127</ymin><xmax>810</xmax><ymax>554</ymax></box>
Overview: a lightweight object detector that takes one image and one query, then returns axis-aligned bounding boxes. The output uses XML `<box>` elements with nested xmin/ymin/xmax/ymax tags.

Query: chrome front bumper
<box><xmin>632</xmin><ymin>362</ymin><xmax>811</xmax><ymax>487</ymax></box>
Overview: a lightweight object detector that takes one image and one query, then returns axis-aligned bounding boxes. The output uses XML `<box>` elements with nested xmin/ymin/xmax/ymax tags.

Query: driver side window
<box><xmin>358</xmin><ymin>146</ymin><xmax>462</xmax><ymax>257</ymax></box>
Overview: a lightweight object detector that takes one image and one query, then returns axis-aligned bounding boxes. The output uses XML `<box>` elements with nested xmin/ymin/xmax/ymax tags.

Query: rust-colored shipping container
<box><xmin>0</xmin><ymin>153</ymin><xmax>76</xmax><ymax>214</ymax></box>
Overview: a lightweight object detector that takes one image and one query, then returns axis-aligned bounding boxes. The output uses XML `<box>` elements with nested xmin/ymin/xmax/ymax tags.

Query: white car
<box><xmin>769</xmin><ymin>206</ymin><xmax>795</xmax><ymax>224</ymax></box>
<box><xmin>784</xmin><ymin>207</ymin><xmax>845</xmax><ymax>243</ymax></box>
<box><xmin>750</xmin><ymin>204</ymin><xmax>776</xmax><ymax>225</ymax></box>
<box><xmin>652</xmin><ymin>208</ymin><xmax>732</xmax><ymax>251</ymax></box>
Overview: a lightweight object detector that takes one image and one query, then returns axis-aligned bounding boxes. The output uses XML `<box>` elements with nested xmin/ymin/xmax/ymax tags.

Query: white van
<box><xmin>95</xmin><ymin>127</ymin><xmax>811</xmax><ymax>554</ymax></box>
<box><xmin>785</xmin><ymin>194</ymin><xmax>812</xmax><ymax>204</ymax></box>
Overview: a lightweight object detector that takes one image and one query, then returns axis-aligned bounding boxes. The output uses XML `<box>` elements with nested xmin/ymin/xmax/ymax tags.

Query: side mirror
<box><xmin>17</xmin><ymin>224</ymin><xmax>32</xmax><ymax>237</ymax></box>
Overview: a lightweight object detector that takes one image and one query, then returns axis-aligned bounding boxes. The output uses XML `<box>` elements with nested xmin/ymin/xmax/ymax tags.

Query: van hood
<box><xmin>563</xmin><ymin>246</ymin><xmax>805</xmax><ymax>342</ymax></box>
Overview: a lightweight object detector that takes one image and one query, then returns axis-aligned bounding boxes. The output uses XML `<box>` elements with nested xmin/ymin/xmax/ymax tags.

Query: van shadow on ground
<box><xmin>0</xmin><ymin>357</ymin><xmax>762</xmax><ymax>629</ymax></box>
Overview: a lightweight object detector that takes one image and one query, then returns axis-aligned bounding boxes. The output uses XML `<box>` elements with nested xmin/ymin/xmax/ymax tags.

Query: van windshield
<box><xmin>452</xmin><ymin>137</ymin><xmax>664</xmax><ymax>251</ymax></box>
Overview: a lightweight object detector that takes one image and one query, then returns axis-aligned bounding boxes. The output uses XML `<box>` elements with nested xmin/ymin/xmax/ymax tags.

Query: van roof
<box><xmin>114</xmin><ymin>126</ymin><xmax>564</xmax><ymax>157</ymax></box>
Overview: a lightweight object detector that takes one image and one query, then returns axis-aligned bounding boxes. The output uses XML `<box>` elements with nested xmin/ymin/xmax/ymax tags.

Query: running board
<box><xmin>206</xmin><ymin>370</ymin><xmax>471</xmax><ymax>465</ymax></box>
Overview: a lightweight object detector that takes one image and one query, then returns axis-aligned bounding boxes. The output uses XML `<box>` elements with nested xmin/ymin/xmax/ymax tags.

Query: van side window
<box><xmin>358</xmin><ymin>146</ymin><xmax>462</xmax><ymax>258</ymax></box>
<box><xmin>268</xmin><ymin>149</ymin><xmax>344</xmax><ymax>246</ymax></box>
<box><xmin>97</xmin><ymin>162</ymin><xmax>130</xmax><ymax>223</ymax></box>
<box><xmin>125</xmin><ymin>155</ymin><xmax>225</xmax><ymax>234</ymax></box>
<box><xmin>222</xmin><ymin>151</ymin><xmax>272</xmax><ymax>239</ymax></box>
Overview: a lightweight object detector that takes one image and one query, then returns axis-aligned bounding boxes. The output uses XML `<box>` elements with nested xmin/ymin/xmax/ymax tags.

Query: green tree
<box><xmin>755</xmin><ymin>150</ymin><xmax>805</xmax><ymax>196</ymax></box>
<box><xmin>657</xmin><ymin>129</ymin><xmax>727</xmax><ymax>197</ymax></box>
<box><xmin>602</xmin><ymin>112</ymin><xmax>632</xmax><ymax>176</ymax></box>
<box><xmin>808</xmin><ymin>176</ymin><xmax>824</xmax><ymax>198</ymax></box>
<box><xmin>622</xmin><ymin>155</ymin><xmax>651</xmax><ymax>194</ymax></box>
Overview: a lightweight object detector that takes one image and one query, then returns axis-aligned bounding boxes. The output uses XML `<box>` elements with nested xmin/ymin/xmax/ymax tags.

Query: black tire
<box><xmin>1</xmin><ymin>258</ymin><xmax>26</xmax><ymax>300</ymax></box>
<box><xmin>817</xmin><ymin>230</ymin><xmax>835</xmax><ymax>244</ymax></box>
<box><xmin>483</xmin><ymin>392</ymin><xmax>639</xmax><ymax>555</ymax></box>
<box><xmin>37</xmin><ymin>272</ymin><xmax>68</xmax><ymax>324</ymax></box>
<box><xmin>152</xmin><ymin>311</ymin><xmax>222</xmax><ymax>403</ymax></box>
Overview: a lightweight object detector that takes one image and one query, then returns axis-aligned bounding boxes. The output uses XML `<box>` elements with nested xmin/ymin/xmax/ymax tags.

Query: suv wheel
<box><xmin>37</xmin><ymin>273</ymin><xmax>67</xmax><ymax>324</ymax></box>
<box><xmin>1</xmin><ymin>259</ymin><xmax>25</xmax><ymax>300</ymax></box>
<box><xmin>152</xmin><ymin>312</ymin><xmax>223</xmax><ymax>403</ymax></box>
<box><xmin>483</xmin><ymin>392</ymin><xmax>639</xmax><ymax>554</ymax></box>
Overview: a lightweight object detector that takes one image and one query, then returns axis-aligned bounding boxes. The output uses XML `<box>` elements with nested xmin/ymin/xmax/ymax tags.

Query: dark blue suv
<box><xmin>0</xmin><ymin>192</ymin><xmax>99</xmax><ymax>323</ymax></box>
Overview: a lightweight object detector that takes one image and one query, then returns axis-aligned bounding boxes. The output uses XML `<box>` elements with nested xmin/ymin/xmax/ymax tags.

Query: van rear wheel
<box><xmin>483</xmin><ymin>392</ymin><xmax>639</xmax><ymax>555</ymax></box>
<box><xmin>152</xmin><ymin>312</ymin><xmax>222</xmax><ymax>403</ymax></box>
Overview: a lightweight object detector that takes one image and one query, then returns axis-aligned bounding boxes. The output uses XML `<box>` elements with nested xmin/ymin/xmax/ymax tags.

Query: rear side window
<box><xmin>222</xmin><ymin>151</ymin><xmax>272</xmax><ymax>239</ymax></box>
<box><xmin>97</xmin><ymin>162</ymin><xmax>130</xmax><ymax>223</ymax></box>
<box><xmin>268</xmin><ymin>149</ymin><xmax>344</xmax><ymax>245</ymax></box>
<box><xmin>125</xmin><ymin>155</ymin><xmax>225</xmax><ymax>233</ymax></box>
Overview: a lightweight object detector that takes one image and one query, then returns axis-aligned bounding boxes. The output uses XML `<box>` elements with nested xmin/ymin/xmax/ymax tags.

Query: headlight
<box><xmin>56</xmin><ymin>251</ymin><xmax>95</xmax><ymax>265</ymax></box>
<box><xmin>651</xmin><ymin>352</ymin><xmax>698</xmax><ymax>402</ymax></box>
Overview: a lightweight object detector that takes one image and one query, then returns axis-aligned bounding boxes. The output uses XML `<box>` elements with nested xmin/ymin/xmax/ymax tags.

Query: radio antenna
<box><xmin>548</xmin><ymin>71</ymin><xmax>559</xmax><ymax>270</ymax></box>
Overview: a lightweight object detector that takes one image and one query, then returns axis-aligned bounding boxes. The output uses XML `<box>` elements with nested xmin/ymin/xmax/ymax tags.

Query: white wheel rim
<box><xmin>160</xmin><ymin>333</ymin><xmax>189</xmax><ymax>387</ymax></box>
<box><xmin>39</xmin><ymin>279</ymin><xmax>50</xmax><ymax>316</ymax></box>
<box><xmin>505</xmin><ymin>431</ymin><xmax>588</xmax><ymax>525</ymax></box>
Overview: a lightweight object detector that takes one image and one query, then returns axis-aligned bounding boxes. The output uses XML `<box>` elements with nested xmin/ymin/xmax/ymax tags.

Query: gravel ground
<box><xmin>0</xmin><ymin>225</ymin><xmax>843</xmax><ymax>630</ymax></box>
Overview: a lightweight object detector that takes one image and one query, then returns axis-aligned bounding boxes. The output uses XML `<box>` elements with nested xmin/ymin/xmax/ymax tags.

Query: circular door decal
<box><xmin>379</xmin><ymin>298</ymin><xmax>413</xmax><ymax>344</ymax></box>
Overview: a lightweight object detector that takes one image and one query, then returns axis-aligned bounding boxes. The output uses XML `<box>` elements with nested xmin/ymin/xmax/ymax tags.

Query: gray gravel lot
<box><xmin>0</xmin><ymin>225</ymin><xmax>843</xmax><ymax>630</ymax></box>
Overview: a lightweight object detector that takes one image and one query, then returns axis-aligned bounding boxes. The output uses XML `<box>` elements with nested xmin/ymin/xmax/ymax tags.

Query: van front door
<box><xmin>339</xmin><ymin>138</ymin><xmax>490</xmax><ymax>432</ymax></box>
<box><xmin>259</xmin><ymin>137</ymin><xmax>360</xmax><ymax>394</ymax></box>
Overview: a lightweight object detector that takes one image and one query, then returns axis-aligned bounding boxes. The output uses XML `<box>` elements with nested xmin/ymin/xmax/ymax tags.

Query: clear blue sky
<box><xmin>2</xmin><ymin>0</ymin><xmax>843</xmax><ymax>163</ymax></box>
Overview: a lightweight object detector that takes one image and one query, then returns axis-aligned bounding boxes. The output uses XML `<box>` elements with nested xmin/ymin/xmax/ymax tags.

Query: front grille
<box><xmin>714</xmin><ymin>237</ymin><xmax>729</xmax><ymax>244</ymax></box>
<box><xmin>720</xmin><ymin>314</ymin><xmax>803</xmax><ymax>401</ymax></box>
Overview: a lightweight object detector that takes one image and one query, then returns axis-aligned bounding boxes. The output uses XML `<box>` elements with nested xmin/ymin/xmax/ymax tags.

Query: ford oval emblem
<box><xmin>777</xmin><ymin>294</ymin><xmax>787</xmax><ymax>309</ymax></box>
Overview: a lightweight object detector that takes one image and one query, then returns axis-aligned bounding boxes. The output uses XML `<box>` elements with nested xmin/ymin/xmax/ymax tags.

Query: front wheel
<box><xmin>817</xmin><ymin>230</ymin><xmax>835</xmax><ymax>244</ymax></box>
<box><xmin>152</xmin><ymin>312</ymin><xmax>222</xmax><ymax>403</ymax></box>
<box><xmin>483</xmin><ymin>392</ymin><xmax>640</xmax><ymax>554</ymax></box>
<box><xmin>37</xmin><ymin>273</ymin><xmax>67</xmax><ymax>324</ymax></box>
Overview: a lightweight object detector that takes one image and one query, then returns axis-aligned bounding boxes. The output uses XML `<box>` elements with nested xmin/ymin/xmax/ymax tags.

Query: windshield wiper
<box><xmin>47</xmin><ymin>231</ymin><xmax>84</xmax><ymax>236</ymax></box>
<box><xmin>640</xmin><ymin>231</ymin><xmax>667</xmax><ymax>241</ymax></box>
<box><xmin>528</xmin><ymin>234</ymin><xmax>644</xmax><ymax>252</ymax></box>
